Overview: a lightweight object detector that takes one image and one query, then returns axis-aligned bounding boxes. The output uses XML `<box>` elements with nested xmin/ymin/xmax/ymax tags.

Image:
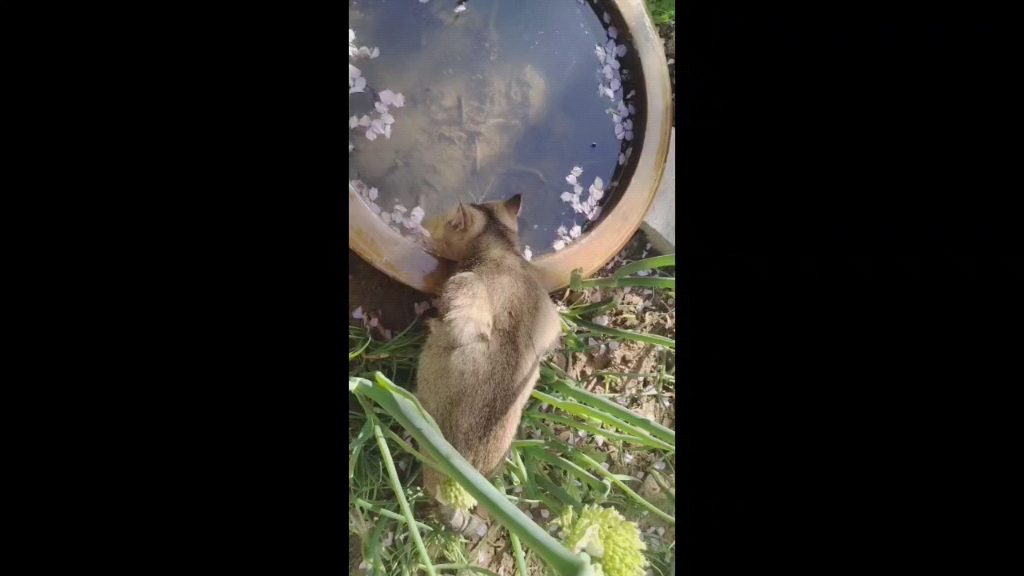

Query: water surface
<box><xmin>349</xmin><ymin>0</ymin><xmax>643</xmax><ymax>257</ymax></box>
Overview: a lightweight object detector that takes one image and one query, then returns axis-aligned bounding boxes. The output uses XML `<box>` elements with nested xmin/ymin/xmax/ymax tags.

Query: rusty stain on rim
<box><xmin>349</xmin><ymin>0</ymin><xmax>672</xmax><ymax>295</ymax></box>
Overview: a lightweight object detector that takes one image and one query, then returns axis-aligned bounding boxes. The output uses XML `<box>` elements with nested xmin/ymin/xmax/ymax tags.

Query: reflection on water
<box><xmin>349</xmin><ymin>0</ymin><xmax>642</xmax><ymax>257</ymax></box>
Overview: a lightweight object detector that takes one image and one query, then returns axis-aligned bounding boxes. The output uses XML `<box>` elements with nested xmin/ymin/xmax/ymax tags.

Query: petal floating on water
<box><xmin>608</xmin><ymin>26</ymin><xmax>618</xmax><ymax>39</ymax></box>
<box><xmin>370</xmin><ymin>46</ymin><xmax>380</xmax><ymax>59</ymax></box>
<box><xmin>553</xmin><ymin>239</ymin><xmax>566</xmax><ymax>251</ymax></box>
<box><xmin>619</xmin><ymin>152</ymin><xmax>626</xmax><ymax>165</ymax></box>
<box><xmin>571</xmin><ymin>166</ymin><xmax>583</xmax><ymax>177</ymax></box>
<box><xmin>560</xmin><ymin>191</ymin><xmax>573</xmax><ymax>202</ymax></box>
<box><xmin>375</xmin><ymin>101</ymin><xmax>389</xmax><ymax>114</ymax></box>
<box><xmin>617</xmin><ymin>44</ymin><xmax>628</xmax><ymax>57</ymax></box>
<box><xmin>565</xmin><ymin>174</ymin><xmax>577</xmax><ymax>185</ymax></box>
<box><xmin>570</xmin><ymin>225</ymin><xmax>582</xmax><ymax>238</ymax></box>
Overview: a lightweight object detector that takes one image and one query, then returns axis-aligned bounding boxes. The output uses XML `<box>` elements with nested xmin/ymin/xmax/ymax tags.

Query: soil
<box><xmin>348</xmin><ymin>249</ymin><xmax>432</xmax><ymax>339</ymax></box>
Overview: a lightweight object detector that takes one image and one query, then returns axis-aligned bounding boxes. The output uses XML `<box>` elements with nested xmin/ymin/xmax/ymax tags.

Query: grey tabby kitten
<box><xmin>415</xmin><ymin>194</ymin><xmax>561</xmax><ymax>538</ymax></box>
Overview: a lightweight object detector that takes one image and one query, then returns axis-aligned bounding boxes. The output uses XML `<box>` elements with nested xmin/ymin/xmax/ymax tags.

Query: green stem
<box><xmin>432</xmin><ymin>565</ymin><xmax>500</xmax><ymax>576</ymax></box>
<box><xmin>374</xmin><ymin>425</ymin><xmax>436</xmax><ymax>576</ymax></box>
<box><xmin>574</xmin><ymin>451</ymin><xmax>675</xmax><ymax>524</ymax></box>
<box><xmin>510</xmin><ymin>532</ymin><xmax>529</xmax><ymax>576</ymax></box>
<box><xmin>354</xmin><ymin>498</ymin><xmax>434</xmax><ymax>532</ymax></box>
<box><xmin>519</xmin><ymin>447</ymin><xmax>605</xmax><ymax>492</ymax></box>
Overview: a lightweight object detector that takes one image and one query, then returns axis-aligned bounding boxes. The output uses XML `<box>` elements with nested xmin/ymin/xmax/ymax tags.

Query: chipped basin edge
<box><xmin>348</xmin><ymin>0</ymin><xmax>673</xmax><ymax>295</ymax></box>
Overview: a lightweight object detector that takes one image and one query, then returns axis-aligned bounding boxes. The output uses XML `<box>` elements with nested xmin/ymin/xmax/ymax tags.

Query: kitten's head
<box><xmin>429</xmin><ymin>194</ymin><xmax>522</xmax><ymax>262</ymax></box>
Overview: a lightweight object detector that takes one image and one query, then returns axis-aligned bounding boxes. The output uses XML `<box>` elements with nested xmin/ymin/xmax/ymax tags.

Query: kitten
<box><xmin>415</xmin><ymin>194</ymin><xmax>561</xmax><ymax>538</ymax></box>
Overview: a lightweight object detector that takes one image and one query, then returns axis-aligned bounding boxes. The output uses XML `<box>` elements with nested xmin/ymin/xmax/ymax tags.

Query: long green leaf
<box><xmin>351</xmin><ymin>375</ymin><xmax>594</xmax><ymax>576</ymax></box>
<box><xmin>525</xmin><ymin>411</ymin><xmax>670</xmax><ymax>452</ymax></box>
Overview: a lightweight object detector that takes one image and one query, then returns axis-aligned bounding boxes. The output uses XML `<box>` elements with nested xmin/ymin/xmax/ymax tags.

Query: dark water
<box><xmin>349</xmin><ymin>0</ymin><xmax>643</xmax><ymax>257</ymax></box>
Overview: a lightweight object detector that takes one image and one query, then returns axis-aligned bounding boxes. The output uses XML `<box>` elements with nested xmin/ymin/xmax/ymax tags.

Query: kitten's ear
<box><xmin>502</xmin><ymin>194</ymin><xmax>523</xmax><ymax>218</ymax></box>
<box><xmin>450</xmin><ymin>203</ymin><xmax>470</xmax><ymax>230</ymax></box>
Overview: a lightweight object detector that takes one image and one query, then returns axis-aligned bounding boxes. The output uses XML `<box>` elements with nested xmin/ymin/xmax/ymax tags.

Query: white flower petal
<box><xmin>365</xmin><ymin>128</ymin><xmax>377</xmax><ymax>141</ymax></box>
<box><xmin>619</xmin><ymin>152</ymin><xmax>626</xmax><ymax>165</ymax></box>
<box><xmin>352</xmin><ymin>306</ymin><xmax>364</xmax><ymax>319</ymax></box>
<box><xmin>617</xmin><ymin>44</ymin><xmax>628</xmax><ymax>57</ymax></box>
<box><xmin>375</xmin><ymin>101</ymin><xmax>389</xmax><ymax>114</ymax></box>
<box><xmin>383</xmin><ymin>123</ymin><xmax>392</xmax><ymax>139</ymax></box>
<box><xmin>608</xmin><ymin>26</ymin><xmax>618</xmax><ymax>39</ymax></box>
<box><xmin>610</xmin><ymin>78</ymin><xmax>621</xmax><ymax>91</ymax></box>
<box><xmin>593</xmin><ymin>177</ymin><xmax>604</xmax><ymax>190</ymax></box>
<box><xmin>370</xmin><ymin>46</ymin><xmax>380</xmax><ymax>59</ymax></box>
<box><xmin>369</xmin><ymin>202</ymin><xmax>381</xmax><ymax>215</ymax></box>
<box><xmin>349</xmin><ymin>64</ymin><xmax>361</xmax><ymax>79</ymax></box>
<box><xmin>571</xmin><ymin>166</ymin><xmax>583</xmax><ymax>177</ymax></box>
<box><xmin>394</xmin><ymin>204</ymin><xmax>407</xmax><ymax>213</ymax></box>
<box><xmin>625</xmin><ymin>130</ymin><xmax>633</xmax><ymax>141</ymax></box>
<box><xmin>553</xmin><ymin>239</ymin><xmax>566</xmax><ymax>251</ymax></box>
<box><xmin>603</xmin><ymin>12</ymin><xmax>611</xmax><ymax>24</ymax></box>
<box><xmin>380</xmin><ymin>112</ymin><xmax>395</xmax><ymax>124</ymax></box>
<box><xmin>565</xmin><ymin>174</ymin><xmax>577</xmax><ymax>185</ymax></box>
<box><xmin>570</xmin><ymin>225</ymin><xmax>581</xmax><ymax>238</ymax></box>
<box><xmin>358</xmin><ymin>115</ymin><xmax>371</xmax><ymax>127</ymax></box>
<box><xmin>349</xmin><ymin>29</ymin><xmax>355</xmax><ymax>43</ymax></box>
<box><xmin>523</xmin><ymin>246</ymin><xmax>532</xmax><ymax>261</ymax></box>
<box><xmin>381</xmin><ymin>211</ymin><xmax>391</xmax><ymax>224</ymax></box>
<box><xmin>454</xmin><ymin>4</ymin><xmax>466</xmax><ymax>13</ymax></box>
<box><xmin>560</xmin><ymin>191</ymin><xmax>573</xmax><ymax>202</ymax></box>
<box><xmin>574</xmin><ymin>184</ymin><xmax>583</xmax><ymax>194</ymax></box>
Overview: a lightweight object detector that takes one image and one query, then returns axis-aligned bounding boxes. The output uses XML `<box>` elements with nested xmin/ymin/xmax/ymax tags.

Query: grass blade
<box><xmin>565</xmin><ymin>296</ymin><xmax>619</xmax><ymax>317</ymax></box>
<box><xmin>525</xmin><ymin>411</ymin><xmax>670</xmax><ymax>452</ymax></box>
<box><xmin>568</xmin><ymin>317</ymin><xmax>675</xmax><ymax>349</ymax></box>
<box><xmin>576</xmin><ymin>276</ymin><xmax>676</xmax><ymax>289</ymax></box>
<box><xmin>547</xmin><ymin>379</ymin><xmax>675</xmax><ymax>445</ymax></box>
<box><xmin>613</xmin><ymin>254</ymin><xmax>675</xmax><ymax>279</ymax></box>
<box><xmin>531</xmin><ymin>390</ymin><xmax>675</xmax><ymax>452</ymax></box>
